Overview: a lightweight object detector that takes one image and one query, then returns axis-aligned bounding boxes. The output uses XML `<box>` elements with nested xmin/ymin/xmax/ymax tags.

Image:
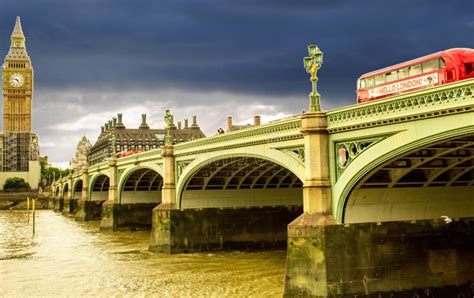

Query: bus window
<box><xmin>465</xmin><ymin>63</ymin><xmax>473</xmax><ymax>75</ymax></box>
<box><xmin>366</xmin><ymin>77</ymin><xmax>375</xmax><ymax>88</ymax></box>
<box><xmin>398</xmin><ymin>67</ymin><xmax>409</xmax><ymax>79</ymax></box>
<box><xmin>409</xmin><ymin>64</ymin><xmax>422</xmax><ymax>76</ymax></box>
<box><xmin>422</xmin><ymin>59</ymin><xmax>438</xmax><ymax>73</ymax></box>
<box><xmin>358</xmin><ymin>79</ymin><xmax>366</xmax><ymax>90</ymax></box>
<box><xmin>439</xmin><ymin>58</ymin><xmax>445</xmax><ymax>68</ymax></box>
<box><xmin>446</xmin><ymin>70</ymin><xmax>454</xmax><ymax>81</ymax></box>
<box><xmin>386</xmin><ymin>71</ymin><xmax>398</xmax><ymax>82</ymax></box>
<box><xmin>375</xmin><ymin>74</ymin><xmax>385</xmax><ymax>85</ymax></box>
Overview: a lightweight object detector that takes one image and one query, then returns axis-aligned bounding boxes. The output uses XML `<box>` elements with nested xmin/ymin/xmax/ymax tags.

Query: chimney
<box><xmin>254</xmin><ymin>115</ymin><xmax>261</xmax><ymax>126</ymax></box>
<box><xmin>101</xmin><ymin>126</ymin><xmax>105</xmax><ymax>134</ymax></box>
<box><xmin>108</xmin><ymin>120</ymin><xmax>113</xmax><ymax>130</ymax></box>
<box><xmin>139</xmin><ymin>114</ymin><xmax>149</xmax><ymax>129</ymax></box>
<box><xmin>227</xmin><ymin>116</ymin><xmax>233</xmax><ymax>131</ymax></box>
<box><xmin>170</xmin><ymin>115</ymin><xmax>176</xmax><ymax>129</ymax></box>
<box><xmin>184</xmin><ymin>119</ymin><xmax>189</xmax><ymax>129</ymax></box>
<box><xmin>105</xmin><ymin>123</ymin><xmax>109</xmax><ymax>130</ymax></box>
<box><xmin>191</xmin><ymin>115</ymin><xmax>198</xmax><ymax>128</ymax></box>
<box><xmin>116</xmin><ymin>113</ymin><xmax>125</xmax><ymax>128</ymax></box>
<box><xmin>177</xmin><ymin>121</ymin><xmax>182</xmax><ymax>130</ymax></box>
<box><xmin>112</xmin><ymin>117</ymin><xmax>117</xmax><ymax>127</ymax></box>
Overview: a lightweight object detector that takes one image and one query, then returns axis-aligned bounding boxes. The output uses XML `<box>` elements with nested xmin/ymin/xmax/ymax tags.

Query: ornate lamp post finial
<box><xmin>304</xmin><ymin>44</ymin><xmax>323</xmax><ymax>112</ymax></box>
<box><xmin>164</xmin><ymin>109</ymin><xmax>172</xmax><ymax>146</ymax></box>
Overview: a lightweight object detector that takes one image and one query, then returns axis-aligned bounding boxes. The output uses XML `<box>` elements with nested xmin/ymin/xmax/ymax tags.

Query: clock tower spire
<box><xmin>11</xmin><ymin>16</ymin><xmax>26</xmax><ymax>48</ymax></box>
<box><xmin>2</xmin><ymin>15</ymin><xmax>33</xmax><ymax>133</ymax></box>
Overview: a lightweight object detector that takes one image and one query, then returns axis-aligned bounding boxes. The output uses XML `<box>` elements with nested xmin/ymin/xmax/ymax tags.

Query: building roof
<box><xmin>90</xmin><ymin>113</ymin><xmax>205</xmax><ymax>152</ymax></box>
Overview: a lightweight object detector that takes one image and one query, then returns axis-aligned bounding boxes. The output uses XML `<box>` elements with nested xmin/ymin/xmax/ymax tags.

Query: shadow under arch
<box><xmin>89</xmin><ymin>173</ymin><xmax>110</xmax><ymax>201</ymax></box>
<box><xmin>61</xmin><ymin>182</ymin><xmax>69</xmax><ymax>198</ymax></box>
<box><xmin>72</xmin><ymin>179</ymin><xmax>83</xmax><ymax>200</ymax></box>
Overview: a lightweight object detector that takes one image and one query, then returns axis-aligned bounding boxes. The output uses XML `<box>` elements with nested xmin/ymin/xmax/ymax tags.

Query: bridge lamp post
<box><xmin>304</xmin><ymin>45</ymin><xmax>323</xmax><ymax>112</ymax></box>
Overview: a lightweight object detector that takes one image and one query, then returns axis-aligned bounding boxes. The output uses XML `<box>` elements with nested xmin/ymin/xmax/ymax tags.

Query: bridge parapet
<box><xmin>173</xmin><ymin>116</ymin><xmax>302</xmax><ymax>157</ymax></box>
<box><xmin>115</xmin><ymin>148</ymin><xmax>163</xmax><ymax>168</ymax></box>
<box><xmin>327</xmin><ymin>78</ymin><xmax>474</xmax><ymax>133</ymax></box>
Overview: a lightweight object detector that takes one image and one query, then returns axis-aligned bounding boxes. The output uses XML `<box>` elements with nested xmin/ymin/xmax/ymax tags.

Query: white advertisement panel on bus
<box><xmin>368</xmin><ymin>73</ymin><xmax>439</xmax><ymax>98</ymax></box>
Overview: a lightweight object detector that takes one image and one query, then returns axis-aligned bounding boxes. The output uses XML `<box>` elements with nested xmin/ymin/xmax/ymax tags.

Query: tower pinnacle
<box><xmin>11</xmin><ymin>16</ymin><xmax>25</xmax><ymax>48</ymax></box>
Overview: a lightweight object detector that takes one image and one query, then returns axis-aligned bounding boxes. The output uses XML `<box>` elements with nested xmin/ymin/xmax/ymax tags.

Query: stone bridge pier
<box><xmin>75</xmin><ymin>169</ymin><xmax>91</xmax><ymax>221</ymax></box>
<box><xmin>62</xmin><ymin>175</ymin><xmax>76</xmax><ymax>215</ymax></box>
<box><xmin>53</xmin><ymin>180</ymin><xmax>63</xmax><ymax>212</ymax></box>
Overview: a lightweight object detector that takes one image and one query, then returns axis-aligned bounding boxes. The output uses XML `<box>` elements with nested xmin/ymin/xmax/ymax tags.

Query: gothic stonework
<box><xmin>334</xmin><ymin>135</ymin><xmax>390</xmax><ymax>180</ymax></box>
<box><xmin>71</xmin><ymin>136</ymin><xmax>92</xmax><ymax>172</ymax></box>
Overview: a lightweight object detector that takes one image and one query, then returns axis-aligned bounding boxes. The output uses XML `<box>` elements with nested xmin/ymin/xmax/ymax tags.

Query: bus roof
<box><xmin>359</xmin><ymin>48</ymin><xmax>474</xmax><ymax>79</ymax></box>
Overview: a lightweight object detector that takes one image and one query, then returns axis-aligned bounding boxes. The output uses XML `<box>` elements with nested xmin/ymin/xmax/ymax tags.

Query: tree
<box><xmin>4</xmin><ymin>177</ymin><xmax>31</xmax><ymax>191</ymax></box>
<box><xmin>39</xmin><ymin>160</ymin><xmax>72</xmax><ymax>187</ymax></box>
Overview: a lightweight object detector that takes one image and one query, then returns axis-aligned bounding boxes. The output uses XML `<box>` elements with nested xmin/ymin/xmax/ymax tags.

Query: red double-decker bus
<box><xmin>357</xmin><ymin>48</ymin><xmax>474</xmax><ymax>103</ymax></box>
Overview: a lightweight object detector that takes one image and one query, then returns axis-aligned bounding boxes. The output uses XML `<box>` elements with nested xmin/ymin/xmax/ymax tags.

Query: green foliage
<box><xmin>3</xmin><ymin>177</ymin><xmax>31</xmax><ymax>191</ymax></box>
<box><xmin>40</xmin><ymin>161</ymin><xmax>70</xmax><ymax>187</ymax></box>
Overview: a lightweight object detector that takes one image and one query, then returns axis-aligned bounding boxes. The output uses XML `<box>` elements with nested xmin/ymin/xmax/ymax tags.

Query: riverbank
<box><xmin>0</xmin><ymin>192</ymin><xmax>49</xmax><ymax>210</ymax></box>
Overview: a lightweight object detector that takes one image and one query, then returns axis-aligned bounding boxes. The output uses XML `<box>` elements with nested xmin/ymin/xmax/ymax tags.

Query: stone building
<box><xmin>70</xmin><ymin>136</ymin><xmax>92</xmax><ymax>171</ymax></box>
<box><xmin>88</xmin><ymin>113</ymin><xmax>205</xmax><ymax>165</ymax></box>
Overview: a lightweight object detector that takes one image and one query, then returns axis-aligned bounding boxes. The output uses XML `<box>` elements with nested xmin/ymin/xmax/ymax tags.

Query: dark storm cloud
<box><xmin>1</xmin><ymin>0</ymin><xmax>473</xmax><ymax>106</ymax></box>
<box><xmin>0</xmin><ymin>0</ymin><xmax>473</xmax><ymax>166</ymax></box>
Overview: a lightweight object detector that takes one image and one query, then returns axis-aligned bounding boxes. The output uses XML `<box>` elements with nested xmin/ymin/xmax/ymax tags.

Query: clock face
<box><xmin>9</xmin><ymin>73</ymin><xmax>25</xmax><ymax>88</ymax></box>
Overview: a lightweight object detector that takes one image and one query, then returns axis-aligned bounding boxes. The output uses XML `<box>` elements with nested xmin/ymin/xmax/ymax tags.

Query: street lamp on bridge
<box><xmin>304</xmin><ymin>45</ymin><xmax>323</xmax><ymax>112</ymax></box>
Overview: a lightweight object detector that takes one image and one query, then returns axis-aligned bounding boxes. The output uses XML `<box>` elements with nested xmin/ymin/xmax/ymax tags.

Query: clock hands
<box><xmin>10</xmin><ymin>74</ymin><xmax>24</xmax><ymax>87</ymax></box>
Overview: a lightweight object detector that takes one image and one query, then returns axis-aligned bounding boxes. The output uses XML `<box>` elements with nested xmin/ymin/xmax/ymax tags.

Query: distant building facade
<box><xmin>89</xmin><ymin>113</ymin><xmax>205</xmax><ymax>165</ymax></box>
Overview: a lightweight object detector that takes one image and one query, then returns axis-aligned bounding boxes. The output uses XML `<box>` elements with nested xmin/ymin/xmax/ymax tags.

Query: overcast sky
<box><xmin>1</xmin><ymin>0</ymin><xmax>473</xmax><ymax>168</ymax></box>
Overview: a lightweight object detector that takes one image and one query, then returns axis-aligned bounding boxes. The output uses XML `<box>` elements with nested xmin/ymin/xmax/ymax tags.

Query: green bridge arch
<box><xmin>61</xmin><ymin>182</ymin><xmax>68</xmax><ymax>198</ymax></box>
<box><xmin>333</xmin><ymin>111</ymin><xmax>474</xmax><ymax>223</ymax></box>
<box><xmin>176</xmin><ymin>147</ymin><xmax>305</xmax><ymax>208</ymax></box>
<box><xmin>89</xmin><ymin>172</ymin><xmax>110</xmax><ymax>201</ymax></box>
<box><xmin>118</xmin><ymin>163</ymin><xmax>164</xmax><ymax>204</ymax></box>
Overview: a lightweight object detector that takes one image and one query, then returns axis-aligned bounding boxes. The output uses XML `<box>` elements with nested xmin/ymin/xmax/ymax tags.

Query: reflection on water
<box><xmin>0</xmin><ymin>211</ymin><xmax>285</xmax><ymax>297</ymax></box>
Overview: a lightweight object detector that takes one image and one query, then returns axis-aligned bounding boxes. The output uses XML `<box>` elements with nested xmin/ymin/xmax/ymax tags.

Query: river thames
<box><xmin>0</xmin><ymin>210</ymin><xmax>286</xmax><ymax>297</ymax></box>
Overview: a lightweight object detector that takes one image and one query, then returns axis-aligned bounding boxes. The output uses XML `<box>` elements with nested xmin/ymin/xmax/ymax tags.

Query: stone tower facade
<box><xmin>2</xmin><ymin>16</ymin><xmax>33</xmax><ymax>132</ymax></box>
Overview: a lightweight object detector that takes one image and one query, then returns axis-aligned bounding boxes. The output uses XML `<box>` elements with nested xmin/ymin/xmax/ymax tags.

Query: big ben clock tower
<box><xmin>2</xmin><ymin>16</ymin><xmax>33</xmax><ymax>132</ymax></box>
<box><xmin>1</xmin><ymin>16</ymin><xmax>39</xmax><ymax>173</ymax></box>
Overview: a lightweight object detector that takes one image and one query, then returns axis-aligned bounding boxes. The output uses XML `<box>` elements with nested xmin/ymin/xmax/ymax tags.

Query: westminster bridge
<box><xmin>51</xmin><ymin>78</ymin><xmax>474</xmax><ymax>296</ymax></box>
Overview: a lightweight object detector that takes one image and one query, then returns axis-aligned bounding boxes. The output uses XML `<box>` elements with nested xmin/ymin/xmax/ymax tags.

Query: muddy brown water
<box><xmin>0</xmin><ymin>210</ymin><xmax>286</xmax><ymax>297</ymax></box>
